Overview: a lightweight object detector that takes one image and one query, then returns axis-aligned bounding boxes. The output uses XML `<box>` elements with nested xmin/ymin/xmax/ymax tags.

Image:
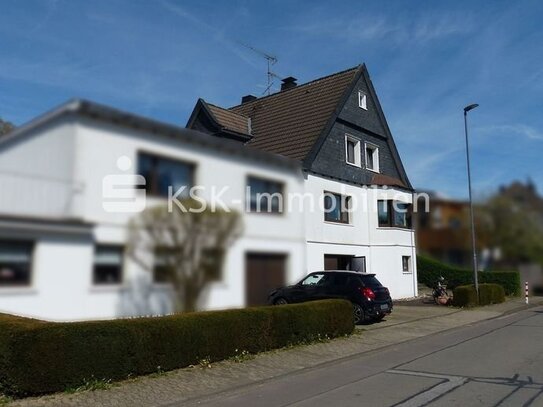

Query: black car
<box><xmin>268</xmin><ymin>271</ymin><xmax>393</xmax><ymax>324</ymax></box>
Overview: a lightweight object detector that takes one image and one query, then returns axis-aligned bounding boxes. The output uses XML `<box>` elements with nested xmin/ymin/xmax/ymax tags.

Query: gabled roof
<box><xmin>230</xmin><ymin>66</ymin><xmax>360</xmax><ymax>160</ymax></box>
<box><xmin>185</xmin><ymin>98</ymin><xmax>253</xmax><ymax>143</ymax></box>
<box><xmin>205</xmin><ymin>103</ymin><xmax>250</xmax><ymax>136</ymax></box>
<box><xmin>186</xmin><ymin>64</ymin><xmax>413</xmax><ymax>191</ymax></box>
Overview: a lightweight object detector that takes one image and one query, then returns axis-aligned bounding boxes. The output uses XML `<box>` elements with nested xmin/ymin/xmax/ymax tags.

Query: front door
<box><xmin>324</xmin><ymin>254</ymin><xmax>352</xmax><ymax>270</ymax></box>
<box><xmin>245</xmin><ymin>253</ymin><xmax>287</xmax><ymax>307</ymax></box>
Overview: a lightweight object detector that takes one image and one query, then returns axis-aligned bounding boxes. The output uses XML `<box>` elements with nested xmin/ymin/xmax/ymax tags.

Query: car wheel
<box><xmin>274</xmin><ymin>297</ymin><xmax>288</xmax><ymax>305</ymax></box>
<box><xmin>353</xmin><ymin>303</ymin><xmax>364</xmax><ymax>324</ymax></box>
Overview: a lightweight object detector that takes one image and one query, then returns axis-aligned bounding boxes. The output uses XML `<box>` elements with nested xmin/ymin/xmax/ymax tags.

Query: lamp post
<box><xmin>464</xmin><ymin>103</ymin><xmax>479</xmax><ymax>295</ymax></box>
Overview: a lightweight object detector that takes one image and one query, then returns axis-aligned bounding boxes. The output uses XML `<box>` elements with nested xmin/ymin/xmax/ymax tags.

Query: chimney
<box><xmin>281</xmin><ymin>76</ymin><xmax>297</xmax><ymax>91</ymax></box>
<box><xmin>241</xmin><ymin>94</ymin><xmax>257</xmax><ymax>104</ymax></box>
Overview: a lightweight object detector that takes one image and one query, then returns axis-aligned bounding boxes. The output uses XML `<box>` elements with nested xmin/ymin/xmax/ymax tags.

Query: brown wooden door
<box><xmin>324</xmin><ymin>254</ymin><xmax>353</xmax><ymax>270</ymax></box>
<box><xmin>245</xmin><ymin>253</ymin><xmax>286</xmax><ymax>307</ymax></box>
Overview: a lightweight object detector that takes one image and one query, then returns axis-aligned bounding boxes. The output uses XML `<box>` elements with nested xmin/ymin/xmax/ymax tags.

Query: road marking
<box><xmin>388</xmin><ymin>370</ymin><xmax>543</xmax><ymax>407</ymax></box>
<box><xmin>388</xmin><ymin>370</ymin><xmax>468</xmax><ymax>407</ymax></box>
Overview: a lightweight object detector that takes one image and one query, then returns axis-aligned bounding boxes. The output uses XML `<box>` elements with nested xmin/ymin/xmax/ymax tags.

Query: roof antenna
<box><xmin>238</xmin><ymin>42</ymin><xmax>282</xmax><ymax>95</ymax></box>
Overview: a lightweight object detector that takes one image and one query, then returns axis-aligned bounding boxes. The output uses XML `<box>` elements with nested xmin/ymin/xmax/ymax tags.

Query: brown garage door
<box><xmin>245</xmin><ymin>253</ymin><xmax>287</xmax><ymax>307</ymax></box>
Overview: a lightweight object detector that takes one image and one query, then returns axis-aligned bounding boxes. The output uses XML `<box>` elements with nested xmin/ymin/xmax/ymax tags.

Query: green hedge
<box><xmin>453</xmin><ymin>284</ymin><xmax>506</xmax><ymax>307</ymax></box>
<box><xmin>417</xmin><ymin>255</ymin><xmax>520</xmax><ymax>296</ymax></box>
<box><xmin>0</xmin><ymin>300</ymin><xmax>353</xmax><ymax>396</ymax></box>
<box><xmin>452</xmin><ymin>285</ymin><xmax>479</xmax><ymax>307</ymax></box>
<box><xmin>478</xmin><ymin>284</ymin><xmax>506</xmax><ymax>305</ymax></box>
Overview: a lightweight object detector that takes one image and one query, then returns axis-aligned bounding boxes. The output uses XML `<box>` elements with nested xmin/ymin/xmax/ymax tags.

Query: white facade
<box><xmin>304</xmin><ymin>174</ymin><xmax>417</xmax><ymax>299</ymax></box>
<box><xmin>0</xmin><ymin>102</ymin><xmax>417</xmax><ymax>321</ymax></box>
<box><xmin>0</xmin><ymin>112</ymin><xmax>306</xmax><ymax>321</ymax></box>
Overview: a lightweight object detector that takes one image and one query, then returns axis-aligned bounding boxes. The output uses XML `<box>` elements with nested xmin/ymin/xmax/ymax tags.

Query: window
<box><xmin>402</xmin><ymin>256</ymin><xmax>412</xmax><ymax>273</ymax></box>
<box><xmin>198</xmin><ymin>248</ymin><xmax>224</xmax><ymax>282</ymax></box>
<box><xmin>378</xmin><ymin>200</ymin><xmax>390</xmax><ymax>227</ymax></box>
<box><xmin>345</xmin><ymin>135</ymin><xmax>361</xmax><ymax>166</ymax></box>
<box><xmin>247</xmin><ymin>176</ymin><xmax>284</xmax><ymax>213</ymax></box>
<box><xmin>350</xmin><ymin>256</ymin><xmax>366</xmax><ymax>273</ymax></box>
<box><xmin>378</xmin><ymin>200</ymin><xmax>413</xmax><ymax>229</ymax></box>
<box><xmin>153</xmin><ymin>247</ymin><xmax>176</xmax><ymax>283</ymax></box>
<box><xmin>138</xmin><ymin>152</ymin><xmax>194</xmax><ymax>198</ymax></box>
<box><xmin>365</xmin><ymin>143</ymin><xmax>379</xmax><ymax>172</ymax></box>
<box><xmin>324</xmin><ymin>255</ymin><xmax>366</xmax><ymax>272</ymax></box>
<box><xmin>358</xmin><ymin>90</ymin><xmax>367</xmax><ymax>110</ymax></box>
<box><xmin>360</xmin><ymin>274</ymin><xmax>383</xmax><ymax>287</ymax></box>
<box><xmin>301</xmin><ymin>273</ymin><xmax>325</xmax><ymax>286</ymax></box>
<box><xmin>301</xmin><ymin>273</ymin><xmax>333</xmax><ymax>286</ymax></box>
<box><xmin>0</xmin><ymin>240</ymin><xmax>33</xmax><ymax>287</ymax></box>
<box><xmin>324</xmin><ymin>192</ymin><xmax>351</xmax><ymax>224</ymax></box>
<box><xmin>93</xmin><ymin>246</ymin><xmax>123</xmax><ymax>285</ymax></box>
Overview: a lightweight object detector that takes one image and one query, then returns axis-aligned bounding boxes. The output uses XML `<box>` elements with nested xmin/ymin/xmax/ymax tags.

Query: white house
<box><xmin>0</xmin><ymin>64</ymin><xmax>417</xmax><ymax>321</ymax></box>
<box><xmin>187</xmin><ymin>65</ymin><xmax>418</xmax><ymax>299</ymax></box>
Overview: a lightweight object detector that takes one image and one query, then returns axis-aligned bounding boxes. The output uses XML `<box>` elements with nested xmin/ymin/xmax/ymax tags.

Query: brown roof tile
<box><xmin>229</xmin><ymin>66</ymin><xmax>360</xmax><ymax>160</ymax></box>
<box><xmin>371</xmin><ymin>174</ymin><xmax>408</xmax><ymax>189</ymax></box>
<box><xmin>206</xmin><ymin>103</ymin><xmax>250</xmax><ymax>135</ymax></box>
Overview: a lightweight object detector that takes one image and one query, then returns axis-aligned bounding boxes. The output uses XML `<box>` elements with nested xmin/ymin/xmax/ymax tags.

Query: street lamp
<box><xmin>464</xmin><ymin>103</ymin><xmax>479</xmax><ymax>295</ymax></box>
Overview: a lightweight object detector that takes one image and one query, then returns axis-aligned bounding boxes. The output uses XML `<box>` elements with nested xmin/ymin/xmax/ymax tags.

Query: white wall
<box><xmin>0</xmin><ymin>116</ymin><xmax>83</xmax><ymax>219</ymax></box>
<box><xmin>304</xmin><ymin>173</ymin><xmax>417</xmax><ymax>298</ymax></box>
<box><xmin>0</xmin><ymin>117</ymin><xmax>307</xmax><ymax>321</ymax></box>
<box><xmin>0</xmin><ymin>114</ymin><xmax>417</xmax><ymax>321</ymax></box>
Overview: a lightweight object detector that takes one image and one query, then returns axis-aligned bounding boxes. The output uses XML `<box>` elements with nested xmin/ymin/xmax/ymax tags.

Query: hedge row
<box><xmin>0</xmin><ymin>300</ymin><xmax>354</xmax><ymax>396</ymax></box>
<box><xmin>453</xmin><ymin>284</ymin><xmax>506</xmax><ymax>307</ymax></box>
<box><xmin>417</xmin><ymin>255</ymin><xmax>520</xmax><ymax>296</ymax></box>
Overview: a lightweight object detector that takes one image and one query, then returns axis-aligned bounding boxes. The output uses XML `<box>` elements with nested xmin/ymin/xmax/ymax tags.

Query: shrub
<box><xmin>478</xmin><ymin>283</ymin><xmax>506</xmax><ymax>305</ymax></box>
<box><xmin>0</xmin><ymin>300</ymin><xmax>353</xmax><ymax>397</ymax></box>
<box><xmin>417</xmin><ymin>255</ymin><xmax>520</xmax><ymax>296</ymax></box>
<box><xmin>453</xmin><ymin>283</ymin><xmax>506</xmax><ymax>307</ymax></box>
<box><xmin>452</xmin><ymin>285</ymin><xmax>479</xmax><ymax>307</ymax></box>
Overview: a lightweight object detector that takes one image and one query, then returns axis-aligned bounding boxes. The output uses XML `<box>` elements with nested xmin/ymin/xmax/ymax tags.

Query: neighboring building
<box><xmin>0</xmin><ymin>101</ymin><xmax>306</xmax><ymax>320</ymax></box>
<box><xmin>188</xmin><ymin>65</ymin><xmax>417</xmax><ymax>299</ymax></box>
<box><xmin>499</xmin><ymin>179</ymin><xmax>543</xmax><ymax>228</ymax></box>
<box><xmin>0</xmin><ymin>64</ymin><xmax>417</xmax><ymax>321</ymax></box>
<box><xmin>415</xmin><ymin>181</ymin><xmax>543</xmax><ymax>270</ymax></box>
<box><xmin>413</xmin><ymin>192</ymin><xmax>472</xmax><ymax>267</ymax></box>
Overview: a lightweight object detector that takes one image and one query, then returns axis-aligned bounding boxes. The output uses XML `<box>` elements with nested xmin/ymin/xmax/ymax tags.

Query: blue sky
<box><xmin>1</xmin><ymin>0</ymin><xmax>542</xmax><ymax>198</ymax></box>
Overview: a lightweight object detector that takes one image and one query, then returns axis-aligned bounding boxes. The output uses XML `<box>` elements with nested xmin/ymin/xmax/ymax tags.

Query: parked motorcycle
<box><xmin>432</xmin><ymin>276</ymin><xmax>451</xmax><ymax>305</ymax></box>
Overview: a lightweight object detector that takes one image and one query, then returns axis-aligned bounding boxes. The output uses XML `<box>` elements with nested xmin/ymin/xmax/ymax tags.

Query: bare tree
<box><xmin>127</xmin><ymin>199</ymin><xmax>243</xmax><ymax>312</ymax></box>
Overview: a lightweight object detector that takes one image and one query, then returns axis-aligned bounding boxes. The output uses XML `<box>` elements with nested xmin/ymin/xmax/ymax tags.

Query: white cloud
<box><xmin>478</xmin><ymin>124</ymin><xmax>543</xmax><ymax>141</ymax></box>
<box><xmin>286</xmin><ymin>11</ymin><xmax>473</xmax><ymax>44</ymax></box>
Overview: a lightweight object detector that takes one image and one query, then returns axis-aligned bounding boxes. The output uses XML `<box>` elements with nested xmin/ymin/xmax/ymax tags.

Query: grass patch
<box><xmin>64</xmin><ymin>377</ymin><xmax>113</xmax><ymax>394</ymax></box>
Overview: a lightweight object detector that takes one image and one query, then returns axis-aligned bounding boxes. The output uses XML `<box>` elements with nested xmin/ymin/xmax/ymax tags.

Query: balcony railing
<box><xmin>0</xmin><ymin>171</ymin><xmax>84</xmax><ymax>219</ymax></box>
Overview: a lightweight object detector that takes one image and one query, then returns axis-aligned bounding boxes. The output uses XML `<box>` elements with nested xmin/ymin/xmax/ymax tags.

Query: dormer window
<box><xmin>358</xmin><ymin>91</ymin><xmax>367</xmax><ymax>110</ymax></box>
<box><xmin>345</xmin><ymin>135</ymin><xmax>361</xmax><ymax>167</ymax></box>
<box><xmin>365</xmin><ymin>143</ymin><xmax>379</xmax><ymax>172</ymax></box>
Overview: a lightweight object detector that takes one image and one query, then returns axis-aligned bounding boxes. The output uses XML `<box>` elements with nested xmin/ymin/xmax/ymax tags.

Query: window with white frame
<box><xmin>93</xmin><ymin>245</ymin><xmax>124</xmax><ymax>285</ymax></box>
<box><xmin>378</xmin><ymin>200</ymin><xmax>413</xmax><ymax>229</ymax></box>
<box><xmin>0</xmin><ymin>240</ymin><xmax>33</xmax><ymax>287</ymax></box>
<box><xmin>365</xmin><ymin>143</ymin><xmax>379</xmax><ymax>172</ymax></box>
<box><xmin>324</xmin><ymin>192</ymin><xmax>351</xmax><ymax>224</ymax></box>
<box><xmin>358</xmin><ymin>91</ymin><xmax>367</xmax><ymax>110</ymax></box>
<box><xmin>345</xmin><ymin>135</ymin><xmax>361</xmax><ymax>167</ymax></box>
<box><xmin>402</xmin><ymin>256</ymin><xmax>412</xmax><ymax>273</ymax></box>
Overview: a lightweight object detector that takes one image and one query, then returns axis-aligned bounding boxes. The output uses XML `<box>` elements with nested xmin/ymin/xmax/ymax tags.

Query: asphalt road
<box><xmin>183</xmin><ymin>306</ymin><xmax>543</xmax><ymax>407</ymax></box>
